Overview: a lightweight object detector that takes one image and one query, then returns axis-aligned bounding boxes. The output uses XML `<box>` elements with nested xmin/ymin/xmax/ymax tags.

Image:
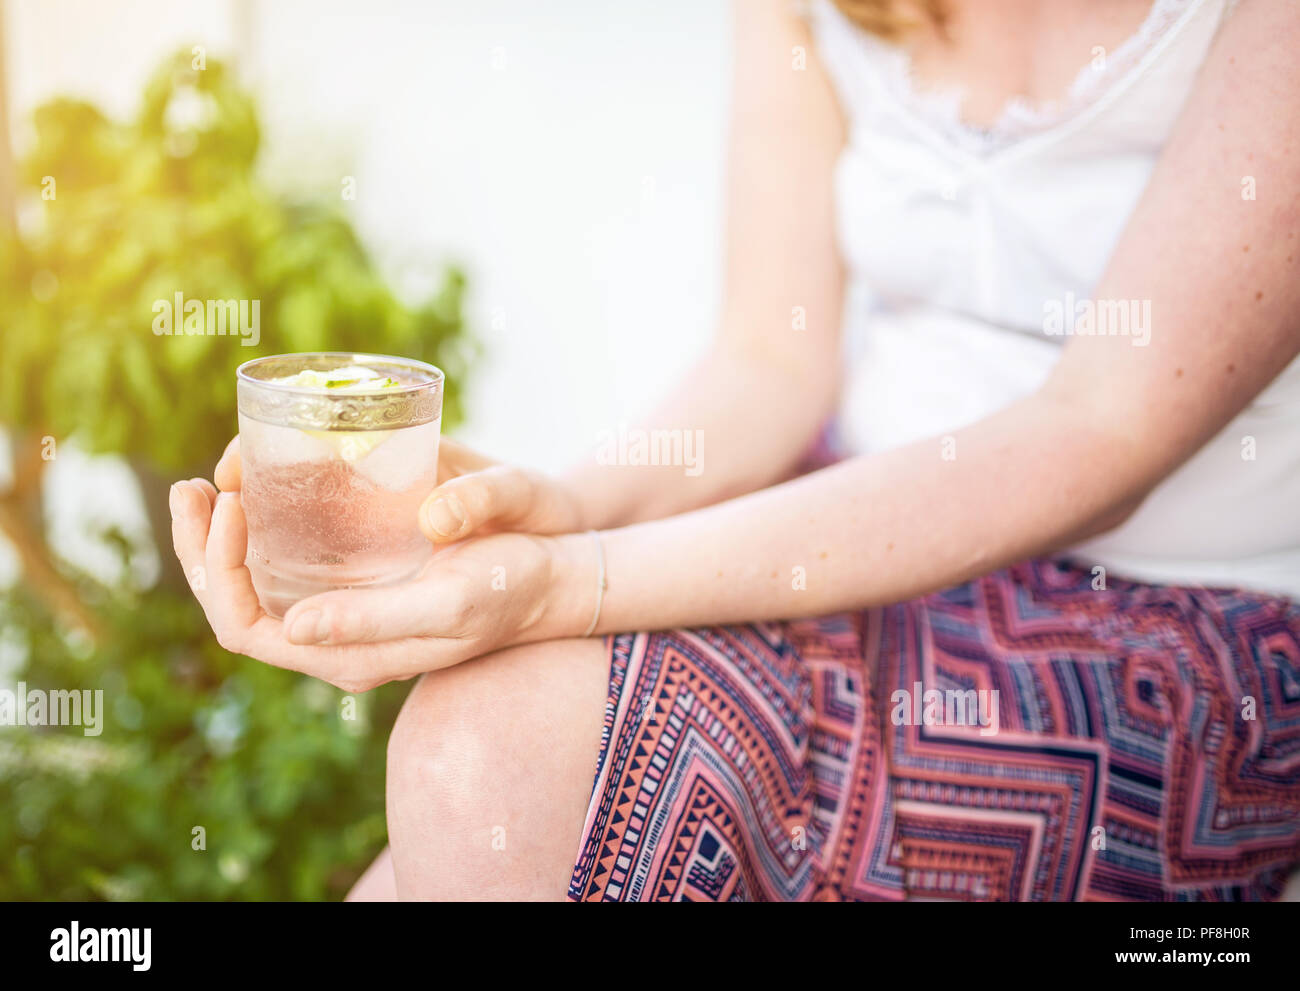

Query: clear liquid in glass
<box><xmin>236</xmin><ymin>355</ymin><xmax>442</xmax><ymax>618</ymax></box>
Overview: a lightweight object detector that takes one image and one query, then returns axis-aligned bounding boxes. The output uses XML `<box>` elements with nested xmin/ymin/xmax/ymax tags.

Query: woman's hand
<box><xmin>215</xmin><ymin>434</ymin><xmax>587</xmax><ymax>540</ymax></box>
<box><xmin>169</xmin><ymin>479</ymin><xmax>595</xmax><ymax>694</ymax></box>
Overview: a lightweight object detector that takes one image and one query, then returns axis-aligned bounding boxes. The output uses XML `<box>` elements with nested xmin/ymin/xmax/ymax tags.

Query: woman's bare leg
<box><xmin>345</xmin><ymin>845</ymin><xmax>397</xmax><ymax>901</ymax></box>
<box><xmin>385</xmin><ymin>637</ymin><xmax>610</xmax><ymax>900</ymax></box>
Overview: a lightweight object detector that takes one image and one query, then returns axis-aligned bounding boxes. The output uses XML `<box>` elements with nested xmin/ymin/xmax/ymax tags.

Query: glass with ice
<box><xmin>235</xmin><ymin>352</ymin><xmax>443</xmax><ymax>618</ymax></box>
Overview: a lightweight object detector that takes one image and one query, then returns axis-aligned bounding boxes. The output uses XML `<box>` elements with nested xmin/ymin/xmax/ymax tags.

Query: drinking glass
<box><xmin>235</xmin><ymin>352</ymin><xmax>443</xmax><ymax>618</ymax></box>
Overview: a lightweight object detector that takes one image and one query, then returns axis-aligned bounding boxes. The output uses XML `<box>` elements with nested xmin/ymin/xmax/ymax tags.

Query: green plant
<box><xmin>0</xmin><ymin>587</ymin><xmax>407</xmax><ymax>901</ymax></box>
<box><xmin>0</xmin><ymin>48</ymin><xmax>472</xmax><ymax>899</ymax></box>
<box><xmin>1</xmin><ymin>49</ymin><xmax>468</xmax><ymax>471</ymax></box>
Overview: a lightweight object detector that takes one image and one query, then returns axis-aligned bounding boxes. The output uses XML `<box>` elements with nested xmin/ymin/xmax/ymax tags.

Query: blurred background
<box><xmin>0</xmin><ymin>0</ymin><xmax>729</xmax><ymax>899</ymax></box>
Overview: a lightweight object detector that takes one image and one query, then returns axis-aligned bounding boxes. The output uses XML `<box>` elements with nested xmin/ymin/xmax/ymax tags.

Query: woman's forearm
<box><xmin>559</xmin><ymin>340</ymin><xmax>839</xmax><ymax>530</ymax></box>
<box><xmin>545</xmin><ymin>389</ymin><xmax>1150</xmax><ymax>637</ymax></box>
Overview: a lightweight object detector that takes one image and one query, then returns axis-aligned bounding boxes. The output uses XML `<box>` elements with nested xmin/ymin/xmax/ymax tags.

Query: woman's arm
<box><xmin>167</xmin><ymin>1</ymin><xmax>1300</xmax><ymax>694</ymax></box>
<box><xmin>541</xmin><ymin>0</ymin><xmax>1300</xmax><ymax>634</ymax></box>
<box><xmin>561</xmin><ymin>0</ymin><xmax>847</xmax><ymax>529</ymax></box>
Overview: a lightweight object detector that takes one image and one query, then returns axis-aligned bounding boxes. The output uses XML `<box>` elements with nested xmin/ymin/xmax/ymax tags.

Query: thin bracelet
<box><xmin>581</xmin><ymin>529</ymin><xmax>607</xmax><ymax>638</ymax></box>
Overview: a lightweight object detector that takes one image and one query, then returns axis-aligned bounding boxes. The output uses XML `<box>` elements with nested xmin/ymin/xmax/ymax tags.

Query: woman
<box><xmin>169</xmin><ymin>0</ymin><xmax>1300</xmax><ymax>901</ymax></box>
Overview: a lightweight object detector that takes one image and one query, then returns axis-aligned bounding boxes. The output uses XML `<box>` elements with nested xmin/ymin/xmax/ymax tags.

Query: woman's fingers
<box><xmin>281</xmin><ymin>579</ymin><xmax>471</xmax><ymax>646</ymax></box>
<box><xmin>187</xmin><ymin>477</ymin><xmax>218</xmax><ymax>507</ymax></box>
<box><xmin>169</xmin><ymin>478</ymin><xmax>458</xmax><ymax>690</ymax></box>
<box><xmin>170</xmin><ymin>480</ymin><xmax>215</xmax><ymax>601</ymax></box>
<box><xmin>418</xmin><ymin>465</ymin><xmax>580</xmax><ymax>543</ymax></box>
<box><xmin>214</xmin><ymin>435</ymin><xmax>241</xmax><ymax>492</ymax></box>
<box><xmin>435</xmin><ymin>437</ymin><xmax>498</xmax><ymax>484</ymax></box>
<box><xmin>200</xmin><ymin>492</ymin><xmax>268</xmax><ymax>654</ymax></box>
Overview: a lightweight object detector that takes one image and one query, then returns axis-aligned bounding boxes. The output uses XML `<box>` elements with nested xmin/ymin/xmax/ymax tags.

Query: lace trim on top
<box><xmin>836</xmin><ymin>0</ymin><xmax>1214</xmax><ymax>154</ymax></box>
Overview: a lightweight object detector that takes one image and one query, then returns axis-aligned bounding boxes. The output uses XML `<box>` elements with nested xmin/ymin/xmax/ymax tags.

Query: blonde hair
<box><xmin>831</xmin><ymin>0</ymin><xmax>946</xmax><ymax>40</ymax></box>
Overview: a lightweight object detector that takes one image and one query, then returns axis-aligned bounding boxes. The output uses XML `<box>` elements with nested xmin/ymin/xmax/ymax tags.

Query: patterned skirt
<box><xmin>566</xmin><ymin>559</ymin><xmax>1300</xmax><ymax>901</ymax></box>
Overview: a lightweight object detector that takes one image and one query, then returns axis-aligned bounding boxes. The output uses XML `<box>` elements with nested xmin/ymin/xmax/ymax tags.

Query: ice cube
<box><xmin>238</xmin><ymin>413</ymin><xmax>334</xmax><ymax>467</ymax></box>
<box><xmin>350</xmin><ymin>418</ymin><xmax>441</xmax><ymax>492</ymax></box>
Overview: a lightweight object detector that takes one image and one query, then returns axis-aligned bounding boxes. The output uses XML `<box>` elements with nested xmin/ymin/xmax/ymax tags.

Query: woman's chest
<box><xmin>904</xmin><ymin>0</ymin><xmax>1159</xmax><ymax>130</ymax></box>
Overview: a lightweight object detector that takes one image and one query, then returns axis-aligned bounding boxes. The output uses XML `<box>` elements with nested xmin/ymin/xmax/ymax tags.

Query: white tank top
<box><xmin>809</xmin><ymin>0</ymin><xmax>1300</xmax><ymax>598</ymax></box>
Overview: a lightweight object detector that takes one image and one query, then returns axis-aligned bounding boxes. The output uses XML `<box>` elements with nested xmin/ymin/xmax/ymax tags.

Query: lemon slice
<box><xmin>271</xmin><ymin>365</ymin><xmax>404</xmax><ymax>462</ymax></box>
<box><xmin>270</xmin><ymin>365</ymin><xmax>401</xmax><ymax>392</ymax></box>
<box><xmin>305</xmin><ymin>428</ymin><xmax>393</xmax><ymax>462</ymax></box>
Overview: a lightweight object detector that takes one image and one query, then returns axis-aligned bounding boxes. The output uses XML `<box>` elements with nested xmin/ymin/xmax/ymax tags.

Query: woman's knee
<box><xmin>384</xmin><ymin>637</ymin><xmax>612</xmax><ymax>898</ymax></box>
<box><xmin>386</xmin><ymin>666</ymin><xmax>488</xmax><ymax>835</ymax></box>
<box><xmin>387</xmin><ymin>638</ymin><xmax>607</xmax><ymax>799</ymax></box>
